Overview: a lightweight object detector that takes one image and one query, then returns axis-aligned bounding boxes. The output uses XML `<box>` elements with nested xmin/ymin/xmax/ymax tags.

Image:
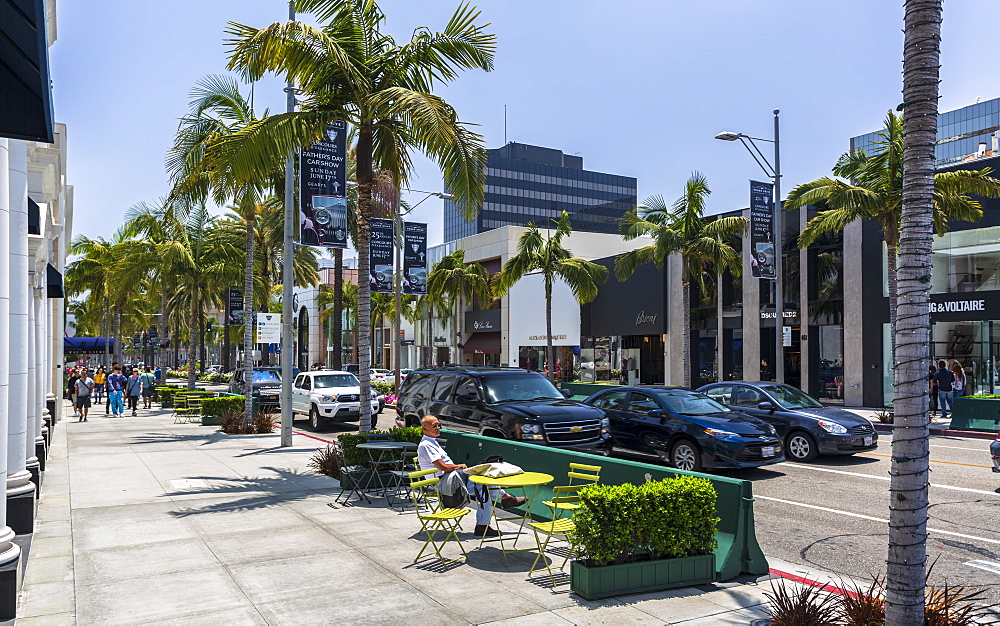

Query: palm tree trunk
<box><xmin>682</xmin><ymin>280</ymin><xmax>691</xmax><ymax>388</ymax></box>
<box><xmin>186</xmin><ymin>286</ymin><xmax>199</xmax><ymax>391</ymax></box>
<box><xmin>114</xmin><ymin>313</ymin><xmax>121</xmax><ymax>367</ymax></box>
<box><xmin>356</xmin><ymin>127</ymin><xmax>374</xmax><ymax>432</ymax></box>
<box><xmin>159</xmin><ymin>290</ymin><xmax>168</xmax><ymax>369</ymax></box>
<box><xmin>332</xmin><ymin>248</ymin><xmax>343</xmax><ymax>370</ymax></box>
<box><xmin>244</xmin><ymin>214</ymin><xmax>256</xmax><ymax>422</ymax></box>
<box><xmin>198</xmin><ymin>315</ymin><xmax>206</xmax><ymax>374</ymax></box>
<box><xmin>886</xmin><ymin>1</ymin><xmax>940</xmax><ymax>621</ymax></box>
<box><xmin>545</xmin><ymin>275</ymin><xmax>554</xmax><ymax>382</ymax></box>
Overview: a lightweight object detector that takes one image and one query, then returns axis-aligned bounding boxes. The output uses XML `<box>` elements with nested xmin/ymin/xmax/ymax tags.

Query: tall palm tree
<box><xmin>213</xmin><ymin>0</ymin><xmax>494</xmax><ymax>431</ymax></box>
<box><xmin>427</xmin><ymin>249</ymin><xmax>491</xmax><ymax>365</ymax></box>
<box><xmin>616</xmin><ymin>174</ymin><xmax>746</xmax><ymax>388</ymax></box>
<box><xmin>785</xmin><ymin>110</ymin><xmax>1000</xmax><ymax>363</ymax></box>
<box><xmin>494</xmin><ymin>212</ymin><xmax>608</xmax><ymax>382</ymax></box>
<box><xmin>887</xmin><ymin>1</ymin><xmax>942</xmax><ymax>620</ymax></box>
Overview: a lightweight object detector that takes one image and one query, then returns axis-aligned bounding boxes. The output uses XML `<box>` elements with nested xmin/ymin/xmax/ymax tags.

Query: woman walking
<box><xmin>67</xmin><ymin>368</ymin><xmax>80</xmax><ymax>418</ymax></box>
<box><xmin>126</xmin><ymin>369</ymin><xmax>142</xmax><ymax>416</ymax></box>
<box><xmin>928</xmin><ymin>364</ymin><xmax>939</xmax><ymax>416</ymax></box>
<box><xmin>93</xmin><ymin>366</ymin><xmax>107</xmax><ymax>405</ymax></box>
<box><xmin>950</xmin><ymin>362</ymin><xmax>966</xmax><ymax>398</ymax></box>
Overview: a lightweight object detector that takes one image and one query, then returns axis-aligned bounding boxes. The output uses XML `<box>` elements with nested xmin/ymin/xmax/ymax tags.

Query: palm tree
<box><xmin>427</xmin><ymin>249</ymin><xmax>491</xmax><ymax>365</ymax></box>
<box><xmin>887</xmin><ymin>1</ymin><xmax>942</xmax><ymax>620</ymax></box>
<box><xmin>615</xmin><ymin>174</ymin><xmax>746</xmax><ymax>388</ymax></box>
<box><xmin>785</xmin><ymin>111</ymin><xmax>1000</xmax><ymax>363</ymax></box>
<box><xmin>213</xmin><ymin>0</ymin><xmax>495</xmax><ymax>431</ymax></box>
<box><xmin>494</xmin><ymin>212</ymin><xmax>608</xmax><ymax>382</ymax></box>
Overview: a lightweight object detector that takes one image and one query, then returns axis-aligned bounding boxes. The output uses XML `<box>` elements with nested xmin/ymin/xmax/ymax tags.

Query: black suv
<box><xmin>394</xmin><ymin>366</ymin><xmax>610</xmax><ymax>452</ymax></box>
<box><xmin>229</xmin><ymin>367</ymin><xmax>284</xmax><ymax>410</ymax></box>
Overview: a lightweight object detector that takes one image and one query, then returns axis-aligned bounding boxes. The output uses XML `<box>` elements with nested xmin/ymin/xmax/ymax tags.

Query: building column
<box><xmin>664</xmin><ymin>253</ymin><xmax>685</xmax><ymax>385</ymax></box>
<box><xmin>34</xmin><ymin>291</ymin><xmax>47</xmax><ymax>473</ymax></box>
<box><xmin>843</xmin><ymin>220</ymin><xmax>865</xmax><ymax>406</ymax></box>
<box><xmin>7</xmin><ymin>139</ymin><xmax>36</xmax><ymax>535</ymax></box>
<box><xmin>25</xmin><ymin>284</ymin><xmax>39</xmax><ymax>492</ymax></box>
<box><xmin>0</xmin><ymin>138</ymin><xmax>24</xmax><ymax>618</ymax></box>
<box><xmin>742</xmin><ymin>208</ymin><xmax>762</xmax><ymax>380</ymax></box>
<box><xmin>799</xmin><ymin>207</ymin><xmax>811</xmax><ymax>394</ymax></box>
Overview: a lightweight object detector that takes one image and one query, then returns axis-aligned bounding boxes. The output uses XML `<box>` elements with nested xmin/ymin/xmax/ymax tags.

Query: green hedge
<box><xmin>572</xmin><ymin>475</ymin><xmax>720</xmax><ymax>567</ymax></box>
<box><xmin>337</xmin><ymin>426</ymin><xmax>422</xmax><ymax>466</ymax></box>
<box><xmin>201</xmin><ymin>395</ymin><xmax>246</xmax><ymax>417</ymax></box>
<box><xmin>372</xmin><ymin>381</ymin><xmax>394</xmax><ymax>395</ymax></box>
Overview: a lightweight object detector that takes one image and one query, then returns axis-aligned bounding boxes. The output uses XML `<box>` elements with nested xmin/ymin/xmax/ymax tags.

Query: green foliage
<box><xmin>763</xmin><ymin>579</ymin><xmax>840</xmax><ymax>626</ymax></box>
<box><xmin>218</xmin><ymin>409</ymin><xmax>274</xmax><ymax>434</ymax></box>
<box><xmin>372</xmin><ymin>381</ymin><xmax>394</xmax><ymax>395</ymax></box>
<box><xmin>962</xmin><ymin>394</ymin><xmax>1000</xmax><ymax>399</ymax></box>
<box><xmin>307</xmin><ymin>446</ymin><xmax>341</xmax><ymax>479</ymax></box>
<box><xmin>335</xmin><ymin>426</ymin><xmax>422</xmax><ymax>466</ymax></box>
<box><xmin>201</xmin><ymin>395</ymin><xmax>245</xmax><ymax>417</ymax></box>
<box><xmin>571</xmin><ymin>475</ymin><xmax>719</xmax><ymax>567</ymax></box>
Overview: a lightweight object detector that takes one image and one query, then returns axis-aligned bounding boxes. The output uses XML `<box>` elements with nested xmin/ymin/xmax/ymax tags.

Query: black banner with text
<box><xmin>749</xmin><ymin>180</ymin><xmax>775</xmax><ymax>279</ymax></box>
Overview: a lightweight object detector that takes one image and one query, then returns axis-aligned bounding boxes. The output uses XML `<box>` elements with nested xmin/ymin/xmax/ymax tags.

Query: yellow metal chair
<box><xmin>527</xmin><ymin>496</ymin><xmax>578</xmax><ymax>584</ymax></box>
<box><xmin>407</xmin><ymin>469</ymin><xmax>470</xmax><ymax>565</ymax></box>
<box><xmin>541</xmin><ymin>462</ymin><xmax>602</xmax><ymax>519</ymax></box>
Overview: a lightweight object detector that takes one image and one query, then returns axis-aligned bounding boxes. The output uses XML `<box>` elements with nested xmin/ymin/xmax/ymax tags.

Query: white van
<box><xmin>292</xmin><ymin>370</ymin><xmax>380</xmax><ymax>431</ymax></box>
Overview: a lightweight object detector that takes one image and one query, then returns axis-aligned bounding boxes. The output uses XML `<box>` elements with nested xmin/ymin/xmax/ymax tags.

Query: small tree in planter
<box><xmin>570</xmin><ymin>475</ymin><xmax>720</xmax><ymax>600</ymax></box>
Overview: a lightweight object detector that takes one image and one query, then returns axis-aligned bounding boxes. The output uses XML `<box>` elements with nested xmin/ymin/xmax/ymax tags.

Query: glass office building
<box><xmin>443</xmin><ymin>142</ymin><xmax>637</xmax><ymax>242</ymax></box>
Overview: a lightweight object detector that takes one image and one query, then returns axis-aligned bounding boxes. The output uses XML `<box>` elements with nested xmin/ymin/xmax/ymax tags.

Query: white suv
<box><xmin>292</xmin><ymin>371</ymin><xmax>380</xmax><ymax>431</ymax></box>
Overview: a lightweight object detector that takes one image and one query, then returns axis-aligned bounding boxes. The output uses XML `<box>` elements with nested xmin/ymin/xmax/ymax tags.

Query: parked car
<box><xmin>292</xmin><ymin>370</ymin><xmax>380</xmax><ymax>431</ymax></box>
<box><xmin>372</xmin><ymin>368</ymin><xmax>394</xmax><ymax>384</ymax></box>
<box><xmin>584</xmin><ymin>386</ymin><xmax>783</xmax><ymax>472</ymax></box>
<box><xmin>991</xmin><ymin>432</ymin><xmax>1000</xmax><ymax>474</ymax></box>
<box><xmin>697</xmin><ymin>382</ymin><xmax>878</xmax><ymax>462</ymax></box>
<box><xmin>395</xmin><ymin>366</ymin><xmax>611</xmax><ymax>452</ymax></box>
<box><xmin>207</xmin><ymin>364</ymin><xmax>223</xmax><ymax>374</ymax></box>
<box><xmin>229</xmin><ymin>367</ymin><xmax>283</xmax><ymax>411</ymax></box>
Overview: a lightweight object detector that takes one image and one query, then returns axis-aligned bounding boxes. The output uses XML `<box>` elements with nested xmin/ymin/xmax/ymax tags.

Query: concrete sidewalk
<box><xmin>17</xmin><ymin>401</ymin><xmax>838</xmax><ymax>625</ymax></box>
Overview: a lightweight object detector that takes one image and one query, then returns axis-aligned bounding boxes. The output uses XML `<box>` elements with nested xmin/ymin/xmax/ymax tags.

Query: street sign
<box><xmin>255</xmin><ymin>312</ymin><xmax>281</xmax><ymax>344</ymax></box>
<box><xmin>782</xmin><ymin>326</ymin><xmax>792</xmax><ymax>347</ymax></box>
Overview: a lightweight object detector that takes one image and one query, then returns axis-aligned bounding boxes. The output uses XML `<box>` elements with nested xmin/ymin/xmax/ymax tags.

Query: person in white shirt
<box><xmin>417</xmin><ymin>415</ymin><xmax>525</xmax><ymax>537</ymax></box>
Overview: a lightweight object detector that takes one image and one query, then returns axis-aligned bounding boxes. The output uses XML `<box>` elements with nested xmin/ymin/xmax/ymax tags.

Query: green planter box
<box><xmin>950</xmin><ymin>397</ymin><xmax>1000</xmax><ymax>433</ymax></box>
<box><xmin>201</xmin><ymin>416</ymin><xmax>221</xmax><ymax>426</ymax></box>
<box><xmin>570</xmin><ymin>553</ymin><xmax>716</xmax><ymax>600</ymax></box>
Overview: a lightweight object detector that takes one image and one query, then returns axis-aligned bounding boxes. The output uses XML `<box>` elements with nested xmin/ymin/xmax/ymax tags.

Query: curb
<box><xmin>872</xmin><ymin>424</ymin><xmax>997</xmax><ymax>440</ymax></box>
<box><xmin>768</xmin><ymin>568</ymin><xmax>859</xmax><ymax>599</ymax></box>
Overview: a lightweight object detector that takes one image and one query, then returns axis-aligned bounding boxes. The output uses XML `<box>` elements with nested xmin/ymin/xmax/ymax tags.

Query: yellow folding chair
<box><xmin>407</xmin><ymin>469</ymin><xmax>471</xmax><ymax>565</ymax></box>
<box><xmin>527</xmin><ymin>497</ymin><xmax>578</xmax><ymax>584</ymax></box>
<box><xmin>542</xmin><ymin>462</ymin><xmax>602</xmax><ymax>519</ymax></box>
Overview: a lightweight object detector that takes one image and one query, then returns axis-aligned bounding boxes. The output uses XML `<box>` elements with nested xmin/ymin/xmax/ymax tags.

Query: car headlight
<box><xmin>817</xmin><ymin>420</ymin><xmax>848</xmax><ymax>434</ymax></box>
<box><xmin>767</xmin><ymin>424</ymin><xmax>777</xmax><ymax>436</ymax></box>
<box><xmin>320</xmin><ymin>394</ymin><xmax>336</xmax><ymax>402</ymax></box>
<box><xmin>521</xmin><ymin>423</ymin><xmax>542</xmax><ymax>434</ymax></box>
<box><xmin>600</xmin><ymin>417</ymin><xmax>610</xmax><ymax>432</ymax></box>
<box><xmin>704</xmin><ymin>428</ymin><xmax>741</xmax><ymax>441</ymax></box>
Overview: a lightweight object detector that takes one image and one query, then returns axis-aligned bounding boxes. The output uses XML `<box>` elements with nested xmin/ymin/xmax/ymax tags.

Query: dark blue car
<box><xmin>583</xmin><ymin>386</ymin><xmax>784</xmax><ymax>472</ymax></box>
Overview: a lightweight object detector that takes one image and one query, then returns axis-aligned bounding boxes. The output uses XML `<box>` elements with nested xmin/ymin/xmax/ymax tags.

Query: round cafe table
<box><xmin>356</xmin><ymin>441</ymin><xmax>419</xmax><ymax>506</ymax></box>
<box><xmin>468</xmin><ymin>472</ymin><xmax>554</xmax><ymax>557</ymax></box>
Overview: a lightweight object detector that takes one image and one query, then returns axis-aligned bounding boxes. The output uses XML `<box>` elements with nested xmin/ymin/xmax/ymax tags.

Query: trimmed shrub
<box><xmin>372</xmin><ymin>381</ymin><xmax>394</xmax><ymax>395</ymax></box>
<box><xmin>218</xmin><ymin>408</ymin><xmax>274</xmax><ymax>434</ymax></box>
<box><xmin>572</xmin><ymin>475</ymin><xmax>719</xmax><ymax>567</ymax></box>
<box><xmin>335</xmin><ymin>426</ymin><xmax>423</xmax><ymax>466</ymax></box>
<box><xmin>201</xmin><ymin>395</ymin><xmax>246</xmax><ymax>417</ymax></box>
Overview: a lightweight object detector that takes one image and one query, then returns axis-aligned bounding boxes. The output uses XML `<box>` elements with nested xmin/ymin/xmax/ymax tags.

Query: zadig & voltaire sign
<box><xmin>930</xmin><ymin>299</ymin><xmax>985</xmax><ymax>313</ymax></box>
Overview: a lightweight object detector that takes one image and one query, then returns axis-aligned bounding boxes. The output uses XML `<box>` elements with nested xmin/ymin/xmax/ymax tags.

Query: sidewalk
<box><xmin>17</xmin><ymin>401</ymin><xmax>839</xmax><ymax>625</ymax></box>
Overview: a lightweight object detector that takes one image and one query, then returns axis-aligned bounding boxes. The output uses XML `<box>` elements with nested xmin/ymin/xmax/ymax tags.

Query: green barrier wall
<box><xmin>441</xmin><ymin>430</ymin><xmax>768</xmax><ymax>581</ymax></box>
<box><xmin>950</xmin><ymin>397</ymin><xmax>1000</xmax><ymax>433</ymax></box>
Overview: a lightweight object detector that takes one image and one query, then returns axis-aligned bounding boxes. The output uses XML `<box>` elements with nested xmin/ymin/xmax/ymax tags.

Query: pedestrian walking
<box><xmin>93</xmin><ymin>366</ymin><xmax>107</xmax><ymax>405</ymax></box>
<box><xmin>934</xmin><ymin>360</ymin><xmax>956</xmax><ymax>419</ymax></box>
<box><xmin>67</xmin><ymin>368</ymin><xmax>81</xmax><ymax>418</ymax></box>
<box><xmin>950</xmin><ymin>362</ymin><xmax>966</xmax><ymax>398</ymax></box>
<box><xmin>126</xmin><ymin>370</ymin><xmax>142</xmax><ymax>416</ymax></box>
<box><xmin>106</xmin><ymin>362</ymin><xmax>120</xmax><ymax>415</ymax></box>
<box><xmin>74</xmin><ymin>368</ymin><xmax>95</xmax><ymax>421</ymax></box>
<box><xmin>106</xmin><ymin>365</ymin><xmax>127</xmax><ymax>417</ymax></box>
<box><xmin>154</xmin><ymin>365</ymin><xmax>162</xmax><ymax>383</ymax></box>
<box><xmin>928</xmin><ymin>364</ymin><xmax>938</xmax><ymax>416</ymax></box>
<box><xmin>139</xmin><ymin>366</ymin><xmax>156</xmax><ymax>409</ymax></box>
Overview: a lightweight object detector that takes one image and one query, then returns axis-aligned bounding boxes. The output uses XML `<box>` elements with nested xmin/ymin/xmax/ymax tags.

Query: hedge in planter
<box><xmin>201</xmin><ymin>396</ymin><xmax>246</xmax><ymax>418</ymax></box>
<box><xmin>570</xmin><ymin>475</ymin><xmax>719</xmax><ymax>599</ymax></box>
<box><xmin>336</xmin><ymin>426</ymin><xmax>422</xmax><ymax>467</ymax></box>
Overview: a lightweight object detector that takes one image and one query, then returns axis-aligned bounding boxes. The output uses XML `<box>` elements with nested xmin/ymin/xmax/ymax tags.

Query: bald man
<box><xmin>417</xmin><ymin>415</ymin><xmax>525</xmax><ymax>537</ymax></box>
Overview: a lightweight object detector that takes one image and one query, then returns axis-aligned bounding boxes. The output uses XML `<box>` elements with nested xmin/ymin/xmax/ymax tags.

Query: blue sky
<box><xmin>51</xmin><ymin>1</ymin><xmax>1000</xmax><ymax>252</ymax></box>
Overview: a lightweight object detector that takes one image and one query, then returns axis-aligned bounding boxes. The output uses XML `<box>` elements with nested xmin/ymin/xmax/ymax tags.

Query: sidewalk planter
<box><xmin>570</xmin><ymin>554</ymin><xmax>716</xmax><ymax>600</ymax></box>
<box><xmin>950</xmin><ymin>396</ymin><xmax>1000</xmax><ymax>433</ymax></box>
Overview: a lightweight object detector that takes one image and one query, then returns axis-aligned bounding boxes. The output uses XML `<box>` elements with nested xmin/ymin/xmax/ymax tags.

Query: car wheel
<box><xmin>670</xmin><ymin>439</ymin><xmax>702</xmax><ymax>472</ymax></box>
<box><xmin>309</xmin><ymin>406</ymin><xmax>324</xmax><ymax>432</ymax></box>
<box><xmin>786</xmin><ymin>431</ymin><xmax>819</xmax><ymax>462</ymax></box>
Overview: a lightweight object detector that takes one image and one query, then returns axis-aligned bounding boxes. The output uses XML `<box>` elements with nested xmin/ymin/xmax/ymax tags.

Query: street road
<box><xmin>721</xmin><ymin>433</ymin><xmax>1000</xmax><ymax>609</ymax></box>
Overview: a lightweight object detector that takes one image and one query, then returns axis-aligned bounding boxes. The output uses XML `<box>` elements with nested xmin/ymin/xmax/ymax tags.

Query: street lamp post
<box><xmin>279</xmin><ymin>0</ymin><xmax>296</xmax><ymax>447</ymax></box>
<box><xmin>715</xmin><ymin>109</ymin><xmax>784</xmax><ymax>383</ymax></box>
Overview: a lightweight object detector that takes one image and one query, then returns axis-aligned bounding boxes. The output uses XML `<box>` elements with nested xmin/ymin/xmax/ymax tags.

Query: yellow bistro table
<box><xmin>468</xmin><ymin>472</ymin><xmax>554</xmax><ymax>558</ymax></box>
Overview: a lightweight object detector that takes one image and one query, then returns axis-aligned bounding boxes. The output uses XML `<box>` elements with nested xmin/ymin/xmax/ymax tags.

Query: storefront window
<box><xmin>930</xmin><ymin>226</ymin><xmax>1000</xmax><ymax>294</ymax></box>
<box><xmin>518</xmin><ymin>345</ymin><xmax>576</xmax><ymax>382</ymax></box>
<box><xmin>816</xmin><ymin>325</ymin><xmax>844</xmax><ymax>405</ymax></box>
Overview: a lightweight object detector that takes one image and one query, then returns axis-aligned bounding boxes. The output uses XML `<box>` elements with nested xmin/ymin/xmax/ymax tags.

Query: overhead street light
<box><xmin>715</xmin><ymin>109</ymin><xmax>784</xmax><ymax>384</ymax></box>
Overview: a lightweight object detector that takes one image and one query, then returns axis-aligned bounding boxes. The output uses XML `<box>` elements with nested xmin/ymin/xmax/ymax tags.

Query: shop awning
<box><xmin>46</xmin><ymin>263</ymin><xmax>63</xmax><ymax>298</ymax></box>
<box><xmin>0</xmin><ymin>0</ymin><xmax>55</xmax><ymax>143</ymax></box>
<box><xmin>462</xmin><ymin>332</ymin><xmax>501</xmax><ymax>354</ymax></box>
<box><xmin>64</xmin><ymin>337</ymin><xmax>114</xmax><ymax>352</ymax></box>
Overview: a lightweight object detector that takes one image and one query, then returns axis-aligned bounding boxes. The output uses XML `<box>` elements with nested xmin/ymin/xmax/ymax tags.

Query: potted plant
<box><xmin>570</xmin><ymin>475</ymin><xmax>719</xmax><ymax>600</ymax></box>
<box><xmin>950</xmin><ymin>394</ymin><xmax>1000</xmax><ymax>432</ymax></box>
<box><xmin>200</xmin><ymin>395</ymin><xmax>245</xmax><ymax>426</ymax></box>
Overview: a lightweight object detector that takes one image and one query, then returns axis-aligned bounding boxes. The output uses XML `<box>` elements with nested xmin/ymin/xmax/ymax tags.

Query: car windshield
<box><xmin>482</xmin><ymin>374</ymin><xmax>563</xmax><ymax>403</ymax></box>
<box><xmin>762</xmin><ymin>385</ymin><xmax>823</xmax><ymax>409</ymax></box>
<box><xmin>653</xmin><ymin>390</ymin><xmax>729</xmax><ymax>416</ymax></box>
<box><xmin>313</xmin><ymin>374</ymin><xmax>358</xmax><ymax>389</ymax></box>
<box><xmin>251</xmin><ymin>370</ymin><xmax>281</xmax><ymax>383</ymax></box>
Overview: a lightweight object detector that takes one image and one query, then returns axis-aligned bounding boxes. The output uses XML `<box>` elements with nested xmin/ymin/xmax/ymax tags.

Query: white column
<box><xmin>37</xmin><ymin>293</ymin><xmax>48</xmax><ymax>437</ymax></box>
<box><xmin>0</xmin><ymin>139</ymin><xmax>21</xmax><ymax>561</ymax></box>
<box><xmin>7</xmin><ymin>139</ymin><xmax>35</xmax><ymax>529</ymax></box>
<box><xmin>25</xmin><ymin>286</ymin><xmax>38</xmax><ymax>476</ymax></box>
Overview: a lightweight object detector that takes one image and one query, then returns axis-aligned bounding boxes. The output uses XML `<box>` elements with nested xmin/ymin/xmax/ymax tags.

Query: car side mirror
<box><xmin>647</xmin><ymin>408</ymin><xmax>666</xmax><ymax>422</ymax></box>
<box><xmin>455</xmin><ymin>393</ymin><xmax>479</xmax><ymax>406</ymax></box>
<box><xmin>560</xmin><ymin>388</ymin><xmax>572</xmax><ymax>398</ymax></box>
<box><xmin>758</xmin><ymin>401</ymin><xmax>776</xmax><ymax>412</ymax></box>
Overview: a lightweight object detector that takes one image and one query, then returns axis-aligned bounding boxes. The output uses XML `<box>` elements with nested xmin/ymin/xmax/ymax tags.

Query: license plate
<box><xmin>864</xmin><ymin>437</ymin><xmax>872</xmax><ymax>446</ymax></box>
<box><xmin>762</xmin><ymin>446</ymin><xmax>775</xmax><ymax>457</ymax></box>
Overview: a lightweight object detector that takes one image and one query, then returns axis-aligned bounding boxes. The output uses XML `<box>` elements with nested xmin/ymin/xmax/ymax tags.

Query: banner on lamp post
<box><xmin>226</xmin><ymin>288</ymin><xmax>245</xmax><ymax>326</ymax></box>
<box><xmin>749</xmin><ymin>180</ymin><xmax>776</xmax><ymax>279</ymax></box>
<box><xmin>369</xmin><ymin>218</ymin><xmax>395</xmax><ymax>293</ymax></box>
<box><xmin>300</xmin><ymin>121</ymin><xmax>348</xmax><ymax>248</ymax></box>
<box><xmin>402</xmin><ymin>221</ymin><xmax>427</xmax><ymax>295</ymax></box>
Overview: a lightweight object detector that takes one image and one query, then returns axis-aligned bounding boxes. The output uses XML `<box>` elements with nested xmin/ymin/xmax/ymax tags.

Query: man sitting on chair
<box><xmin>417</xmin><ymin>415</ymin><xmax>526</xmax><ymax>538</ymax></box>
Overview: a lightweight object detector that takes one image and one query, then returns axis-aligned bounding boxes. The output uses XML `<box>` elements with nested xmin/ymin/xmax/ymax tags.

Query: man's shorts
<box><xmin>76</xmin><ymin>395</ymin><xmax>92</xmax><ymax>409</ymax></box>
<box><xmin>141</xmin><ymin>387</ymin><xmax>153</xmax><ymax>398</ymax></box>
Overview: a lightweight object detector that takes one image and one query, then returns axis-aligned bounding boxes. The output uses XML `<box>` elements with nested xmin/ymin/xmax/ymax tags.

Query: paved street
<box><xmin>724</xmin><ymin>433</ymin><xmax>1000</xmax><ymax>609</ymax></box>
